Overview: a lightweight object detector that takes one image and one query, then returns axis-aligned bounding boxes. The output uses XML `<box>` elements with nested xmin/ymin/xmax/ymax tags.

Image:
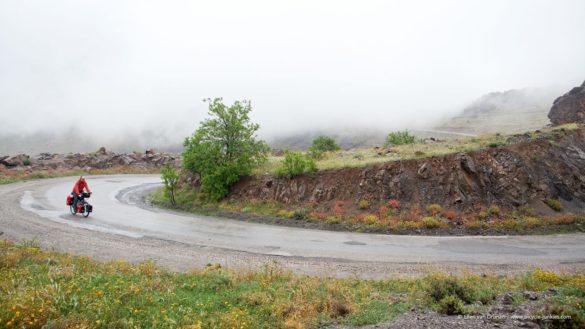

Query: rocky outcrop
<box><xmin>548</xmin><ymin>80</ymin><xmax>585</xmax><ymax>125</ymax></box>
<box><xmin>229</xmin><ymin>128</ymin><xmax>585</xmax><ymax>213</ymax></box>
<box><xmin>0</xmin><ymin>147</ymin><xmax>179</xmax><ymax>172</ymax></box>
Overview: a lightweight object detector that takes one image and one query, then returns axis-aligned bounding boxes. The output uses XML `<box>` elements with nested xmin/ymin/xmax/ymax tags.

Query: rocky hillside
<box><xmin>549</xmin><ymin>80</ymin><xmax>585</xmax><ymax>125</ymax></box>
<box><xmin>0</xmin><ymin>147</ymin><xmax>179</xmax><ymax>173</ymax></box>
<box><xmin>229</xmin><ymin>127</ymin><xmax>585</xmax><ymax>215</ymax></box>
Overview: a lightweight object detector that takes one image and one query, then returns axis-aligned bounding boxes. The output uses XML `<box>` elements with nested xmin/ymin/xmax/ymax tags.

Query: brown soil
<box><xmin>227</xmin><ymin>127</ymin><xmax>585</xmax><ymax>217</ymax></box>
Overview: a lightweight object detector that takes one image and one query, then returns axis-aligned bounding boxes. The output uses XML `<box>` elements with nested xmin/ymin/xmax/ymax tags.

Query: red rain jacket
<box><xmin>72</xmin><ymin>179</ymin><xmax>91</xmax><ymax>194</ymax></box>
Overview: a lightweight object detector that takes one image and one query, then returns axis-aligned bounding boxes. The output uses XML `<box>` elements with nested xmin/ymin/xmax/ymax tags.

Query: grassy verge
<box><xmin>253</xmin><ymin>124</ymin><xmax>579</xmax><ymax>175</ymax></box>
<box><xmin>1</xmin><ymin>240</ymin><xmax>584</xmax><ymax>328</ymax></box>
<box><xmin>0</xmin><ymin>166</ymin><xmax>160</xmax><ymax>185</ymax></box>
<box><xmin>150</xmin><ymin>188</ymin><xmax>585</xmax><ymax>235</ymax></box>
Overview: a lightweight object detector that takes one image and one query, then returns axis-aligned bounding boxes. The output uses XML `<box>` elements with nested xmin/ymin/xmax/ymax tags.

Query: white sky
<box><xmin>1</xmin><ymin>0</ymin><xmax>584</xmax><ymax>142</ymax></box>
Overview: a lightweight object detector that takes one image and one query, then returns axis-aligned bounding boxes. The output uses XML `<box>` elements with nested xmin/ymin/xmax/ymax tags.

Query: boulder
<box><xmin>548</xmin><ymin>80</ymin><xmax>585</xmax><ymax>125</ymax></box>
<box><xmin>36</xmin><ymin>153</ymin><xmax>54</xmax><ymax>161</ymax></box>
<box><xmin>2</xmin><ymin>154</ymin><xmax>30</xmax><ymax>167</ymax></box>
<box><xmin>0</xmin><ymin>155</ymin><xmax>8</xmax><ymax>166</ymax></box>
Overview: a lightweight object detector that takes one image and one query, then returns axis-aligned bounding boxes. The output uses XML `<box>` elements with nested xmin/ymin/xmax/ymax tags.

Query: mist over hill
<box><xmin>0</xmin><ymin>86</ymin><xmax>565</xmax><ymax>155</ymax></box>
<box><xmin>435</xmin><ymin>87</ymin><xmax>563</xmax><ymax>134</ymax></box>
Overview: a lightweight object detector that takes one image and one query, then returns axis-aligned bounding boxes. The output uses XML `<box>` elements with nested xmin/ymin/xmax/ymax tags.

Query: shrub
<box><xmin>326</xmin><ymin>217</ymin><xmax>341</xmax><ymax>225</ymax></box>
<box><xmin>421</xmin><ymin>217</ymin><xmax>441</xmax><ymax>229</ymax></box>
<box><xmin>22</xmin><ymin>157</ymin><xmax>31</xmax><ymax>166</ymax></box>
<box><xmin>544</xmin><ymin>198</ymin><xmax>563</xmax><ymax>212</ymax></box>
<box><xmin>384</xmin><ymin>130</ymin><xmax>416</xmax><ymax>146</ymax></box>
<box><xmin>291</xmin><ymin>209</ymin><xmax>307</xmax><ymax>220</ymax></box>
<box><xmin>277</xmin><ymin>209</ymin><xmax>293</xmax><ymax>218</ymax></box>
<box><xmin>438</xmin><ymin>295</ymin><xmax>466</xmax><ymax>315</ymax></box>
<box><xmin>160</xmin><ymin>164</ymin><xmax>179</xmax><ymax>205</ymax></box>
<box><xmin>444</xmin><ymin>210</ymin><xmax>459</xmax><ymax>221</ymax></box>
<box><xmin>426</xmin><ymin>204</ymin><xmax>443</xmax><ymax>216</ymax></box>
<box><xmin>488</xmin><ymin>205</ymin><xmax>501</xmax><ymax>216</ymax></box>
<box><xmin>387</xmin><ymin>199</ymin><xmax>401</xmax><ymax>209</ymax></box>
<box><xmin>358</xmin><ymin>199</ymin><xmax>370</xmax><ymax>210</ymax></box>
<box><xmin>426</xmin><ymin>275</ymin><xmax>472</xmax><ymax>303</ymax></box>
<box><xmin>276</xmin><ymin>151</ymin><xmax>317</xmax><ymax>179</ymax></box>
<box><xmin>532</xmin><ymin>269</ymin><xmax>562</xmax><ymax>286</ymax></box>
<box><xmin>555</xmin><ymin>214</ymin><xmax>577</xmax><ymax>225</ymax></box>
<box><xmin>308</xmin><ymin>136</ymin><xmax>341</xmax><ymax>159</ymax></box>
<box><xmin>524</xmin><ymin>217</ymin><xmax>543</xmax><ymax>229</ymax></box>
<box><xmin>362</xmin><ymin>214</ymin><xmax>379</xmax><ymax>225</ymax></box>
<box><xmin>478</xmin><ymin>211</ymin><xmax>489</xmax><ymax>220</ymax></box>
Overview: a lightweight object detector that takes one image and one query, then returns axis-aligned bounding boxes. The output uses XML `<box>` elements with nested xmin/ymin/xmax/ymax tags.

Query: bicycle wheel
<box><xmin>82</xmin><ymin>205</ymin><xmax>90</xmax><ymax>218</ymax></box>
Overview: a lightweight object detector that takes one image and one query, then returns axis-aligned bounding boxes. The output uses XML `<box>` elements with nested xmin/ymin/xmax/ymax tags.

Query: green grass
<box><xmin>254</xmin><ymin>124</ymin><xmax>579</xmax><ymax>175</ymax></box>
<box><xmin>1</xmin><ymin>240</ymin><xmax>584</xmax><ymax>328</ymax></box>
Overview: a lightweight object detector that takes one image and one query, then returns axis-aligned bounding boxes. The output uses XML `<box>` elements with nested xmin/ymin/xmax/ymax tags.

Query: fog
<box><xmin>1</xmin><ymin>0</ymin><xmax>585</xmax><ymax>153</ymax></box>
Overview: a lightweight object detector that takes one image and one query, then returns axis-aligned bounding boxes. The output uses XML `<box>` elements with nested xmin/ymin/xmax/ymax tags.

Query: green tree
<box><xmin>385</xmin><ymin>130</ymin><xmax>416</xmax><ymax>146</ymax></box>
<box><xmin>308</xmin><ymin>135</ymin><xmax>341</xmax><ymax>159</ymax></box>
<box><xmin>276</xmin><ymin>151</ymin><xmax>317</xmax><ymax>179</ymax></box>
<box><xmin>160</xmin><ymin>164</ymin><xmax>179</xmax><ymax>205</ymax></box>
<box><xmin>182</xmin><ymin>98</ymin><xmax>269</xmax><ymax>201</ymax></box>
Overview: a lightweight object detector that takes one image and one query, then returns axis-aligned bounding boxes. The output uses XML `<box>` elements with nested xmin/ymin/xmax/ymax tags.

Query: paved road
<box><xmin>1</xmin><ymin>175</ymin><xmax>584</xmax><ymax>277</ymax></box>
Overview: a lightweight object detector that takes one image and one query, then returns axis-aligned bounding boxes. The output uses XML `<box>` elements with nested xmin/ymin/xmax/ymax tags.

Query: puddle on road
<box><xmin>344</xmin><ymin>241</ymin><xmax>367</xmax><ymax>246</ymax></box>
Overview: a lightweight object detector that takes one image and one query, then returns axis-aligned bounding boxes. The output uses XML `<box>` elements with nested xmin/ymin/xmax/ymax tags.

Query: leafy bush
<box><xmin>160</xmin><ymin>164</ymin><xmax>179</xmax><ymax>205</ymax></box>
<box><xmin>488</xmin><ymin>205</ymin><xmax>501</xmax><ymax>216</ymax></box>
<box><xmin>358</xmin><ymin>199</ymin><xmax>370</xmax><ymax>210</ymax></box>
<box><xmin>426</xmin><ymin>204</ymin><xmax>443</xmax><ymax>216</ymax></box>
<box><xmin>544</xmin><ymin>198</ymin><xmax>563</xmax><ymax>212</ymax></box>
<box><xmin>384</xmin><ymin>130</ymin><xmax>416</xmax><ymax>146</ymax></box>
<box><xmin>427</xmin><ymin>276</ymin><xmax>471</xmax><ymax>303</ymax></box>
<box><xmin>182</xmin><ymin>98</ymin><xmax>269</xmax><ymax>201</ymax></box>
<box><xmin>532</xmin><ymin>269</ymin><xmax>562</xmax><ymax>286</ymax></box>
<box><xmin>276</xmin><ymin>151</ymin><xmax>317</xmax><ymax>179</ymax></box>
<box><xmin>291</xmin><ymin>208</ymin><xmax>307</xmax><ymax>220</ymax></box>
<box><xmin>438</xmin><ymin>295</ymin><xmax>466</xmax><ymax>315</ymax></box>
<box><xmin>308</xmin><ymin>136</ymin><xmax>341</xmax><ymax>159</ymax></box>
<box><xmin>444</xmin><ymin>210</ymin><xmax>459</xmax><ymax>221</ymax></box>
<box><xmin>387</xmin><ymin>199</ymin><xmax>401</xmax><ymax>209</ymax></box>
<box><xmin>362</xmin><ymin>214</ymin><xmax>378</xmax><ymax>225</ymax></box>
<box><xmin>421</xmin><ymin>217</ymin><xmax>441</xmax><ymax>229</ymax></box>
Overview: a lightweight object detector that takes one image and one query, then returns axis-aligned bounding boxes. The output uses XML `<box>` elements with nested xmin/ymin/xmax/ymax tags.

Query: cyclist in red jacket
<box><xmin>71</xmin><ymin>176</ymin><xmax>91</xmax><ymax>207</ymax></box>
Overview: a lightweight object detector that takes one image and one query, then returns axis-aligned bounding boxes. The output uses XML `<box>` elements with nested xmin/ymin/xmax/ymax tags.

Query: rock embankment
<box><xmin>548</xmin><ymin>80</ymin><xmax>585</xmax><ymax>125</ymax></box>
<box><xmin>229</xmin><ymin>128</ymin><xmax>585</xmax><ymax>214</ymax></box>
<box><xmin>0</xmin><ymin>147</ymin><xmax>179</xmax><ymax>172</ymax></box>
